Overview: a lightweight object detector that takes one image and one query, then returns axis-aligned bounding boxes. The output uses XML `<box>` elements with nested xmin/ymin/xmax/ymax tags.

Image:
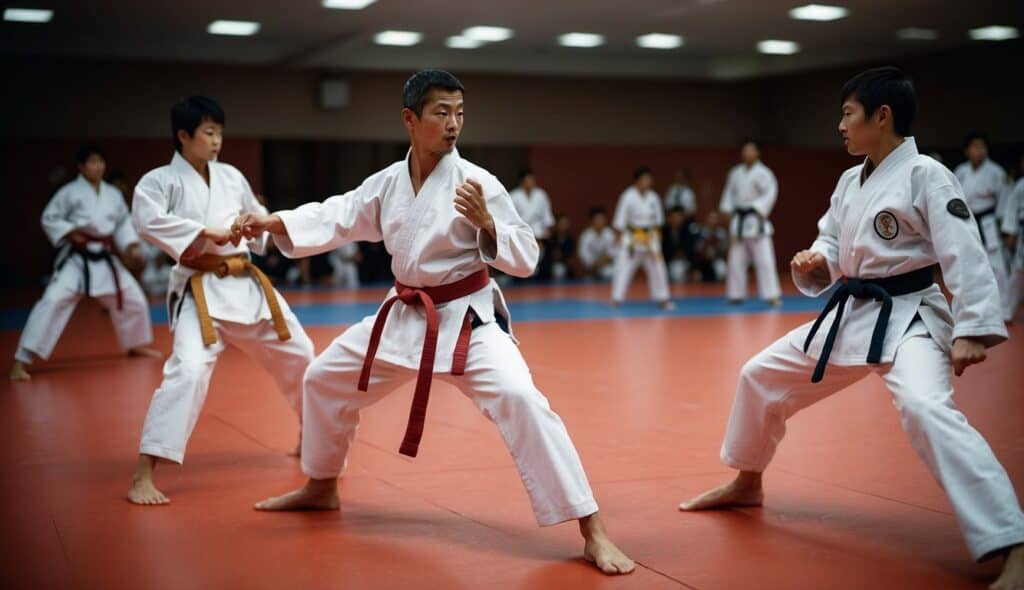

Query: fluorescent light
<box><xmin>636</xmin><ymin>33</ymin><xmax>685</xmax><ymax>49</ymax></box>
<box><xmin>789</xmin><ymin>4</ymin><xmax>848</xmax><ymax>21</ymax></box>
<box><xmin>462</xmin><ymin>26</ymin><xmax>513</xmax><ymax>42</ymax></box>
<box><xmin>757</xmin><ymin>39</ymin><xmax>800</xmax><ymax>55</ymax></box>
<box><xmin>558</xmin><ymin>32</ymin><xmax>605</xmax><ymax>48</ymax></box>
<box><xmin>373</xmin><ymin>30</ymin><xmax>422</xmax><ymax>46</ymax></box>
<box><xmin>446</xmin><ymin>36</ymin><xmax>484</xmax><ymax>49</ymax></box>
<box><xmin>207</xmin><ymin>20</ymin><xmax>261</xmax><ymax>36</ymax></box>
<box><xmin>4</xmin><ymin>8</ymin><xmax>53</xmax><ymax>23</ymax></box>
<box><xmin>897</xmin><ymin>27</ymin><xmax>938</xmax><ymax>41</ymax></box>
<box><xmin>968</xmin><ymin>25</ymin><xmax>1019</xmax><ymax>41</ymax></box>
<box><xmin>322</xmin><ymin>0</ymin><xmax>376</xmax><ymax>8</ymax></box>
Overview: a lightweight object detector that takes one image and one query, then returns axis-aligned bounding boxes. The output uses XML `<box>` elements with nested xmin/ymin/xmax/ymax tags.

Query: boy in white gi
<box><xmin>10</xmin><ymin>145</ymin><xmax>158</xmax><ymax>382</ymax></box>
<box><xmin>238</xmin><ymin>70</ymin><xmax>634</xmax><ymax>575</ymax></box>
<box><xmin>955</xmin><ymin>133</ymin><xmax>1016</xmax><ymax>321</ymax></box>
<box><xmin>720</xmin><ymin>141</ymin><xmax>782</xmax><ymax>305</ymax></box>
<box><xmin>611</xmin><ymin>167</ymin><xmax>673</xmax><ymax>309</ymax></box>
<box><xmin>510</xmin><ymin>168</ymin><xmax>555</xmax><ymax>241</ymax></box>
<box><xmin>680</xmin><ymin>67</ymin><xmax>1024</xmax><ymax>589</ymax></box>
<box><xmin>127</xmin><ymin>96</ymin><xmax>314</xmax><ymax>505</ymax></box>
<box><xmin>578</xmin><ymin>207</ymin><xmax>617</xmax><ymax>280</ymax></box>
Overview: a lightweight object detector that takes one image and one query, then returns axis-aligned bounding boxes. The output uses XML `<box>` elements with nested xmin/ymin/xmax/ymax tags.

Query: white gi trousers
<box><xmin>138</xmin><ymin>296</ymin><xmax>314</xmax><ymax>463</ymax></box>
<box><xmin>720</xmin><ymin>321</ymin><xmax>1024</xmax><ymax>561</ymax></box>
<box><xmin>985</xmin><ymin>248</ymin><xmax>1013</xmax><ymax>321</ymax></box>
<box><xmin>15</xmin><ymin>269</ymin><xmax>152</xmax><ymax>364</ymax></box>
<box><xmin>300</xmin><ymin>320</ymin><xmax>599</xmax><ymax>527</ymax></box>
<box><xmin>726</xmin><ymin>235</ymin><xmax>782</xmax><ymax>302</ymax></box>
<box><xmin>611</xmin><ymin>248</ymin><xmax>671</xmax><ymax>303</ymax></box>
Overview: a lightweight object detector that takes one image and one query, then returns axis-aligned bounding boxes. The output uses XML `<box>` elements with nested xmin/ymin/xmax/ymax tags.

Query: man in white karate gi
<box><xmin>10</xmin><ymin>145</ymin><xmax>158</xmax><ymax>382</ymax></box>
<box><xmin>510</xmin><ymin>168</ymin><xmax>555</xmax><ymax>241</ymax></box>
<box><xmin>955</xmin><ymin>133</ymin><xmax>1016</xmax><ymax>321</ymax></box>
<box><xmin>578</xmin><ymin>207</ymin><xmax>617</xmax><ymax>280</ymax></box>
<box><xmin>610</xmin><ymin>167</ymin><xmax>673</xmax><ymax>309</ymax></box>
<box><xmin>237</xmin><ymin>70</ymin><xmax>634</xmax><ymax>575</ymax></box>
<box><xmin>127</xmin><ymin>96</ymin><xmax>314</xmax><ymax>505</ymax></box>
<box><xmin>720</xmin><ymin>141</ymin><xmax>782</xmax><ymax>305</ymax></box>
<box><xmin>680</xmin><ymin>67</ymin><xmax>1024</xmax><ymax>589</ymax></box>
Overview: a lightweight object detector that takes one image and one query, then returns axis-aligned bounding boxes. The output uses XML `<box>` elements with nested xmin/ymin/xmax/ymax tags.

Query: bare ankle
<box><xmin>734</xmin><ymin>471</ymin><xmax>763</xmax><ymax>490</ymax></box>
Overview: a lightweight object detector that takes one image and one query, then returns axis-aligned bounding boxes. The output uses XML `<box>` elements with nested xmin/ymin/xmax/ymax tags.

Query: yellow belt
<box><xmin>183</xmin><ymin>254</ymin><xmax>291</xmax><ymax>347</ymax></box>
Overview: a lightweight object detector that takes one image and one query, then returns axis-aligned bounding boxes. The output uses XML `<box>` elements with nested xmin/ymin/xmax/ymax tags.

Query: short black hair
<box><xmin>633</xmin><ymin>166</ymin><xmax>652</xmax><ymax>181</ymax></box>
<box><xmin>740</xmin><ymin>139</ymin><xmax>761</xmax><ymax>150</ymax></box>
<box><xmin>76</xmin><ymin>144</ymin><xmax>104</xmax><ymax>165</ymax></box>
<box><xmin>839</xmin><ymin>66</ymin><xmax>916</xmax><ymax>137</ymax></box>
<box><xmin>589</xmin><ymin>207</ymin><xmax>607</xmax><ymax>219</ymax></box>
<box><xmin>171</xmin><ymin>96</ymin><xmax>225</xmax><ymax>153</ymax></box>
<box><xmin>518</xmin><ymin>167</ymin><xmax>535</xmax><ymax>182</ymax></box>
<box><xmin>402</xmin><ymin>69</ymin><xmax>465</xmax><ymax>117</ymax></box>
<box><xmin>963</xmin><ymin>131</ymin><xmax>989</xmax><ymax>149</ymax></box>
<box><xmin>668</xmin><ymin>206</ymin><xmax>686</xmax><ymax>215</ymax></box>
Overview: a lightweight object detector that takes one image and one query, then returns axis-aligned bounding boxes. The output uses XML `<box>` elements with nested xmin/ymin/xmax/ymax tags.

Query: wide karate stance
<box><xmin>680</xmin><ymin>67</ymin><xmax>1024</xmax><ymax>590</ymax></box>
<box><xmin>238</xmin><ymin>70</ymin><xmax>634</xmax><ymax>575</ymax></box>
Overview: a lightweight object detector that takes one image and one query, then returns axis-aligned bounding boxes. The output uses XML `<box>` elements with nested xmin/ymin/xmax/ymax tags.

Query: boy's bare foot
<box><xmin>10</xmin><ymin>362</ymin><xmax>30</xmax><ymax>381</ymax></box>
<box><xmin>254</xmin><ymin>478</ymin><xmax>339</xmax><ymax>511</ymax></box>
<box><xmin>659</xmin><ymin>300</ymin><xmax>676</xmax><ymax>311</ymax></box>
<box><xmin>679</xmin><ymin>471</ymin><xmax>764</xmax><ymax>511</ymax></box>
<box><xmin>127</xmin><ymin>454</ymin><xmax>169</xmax><ymax>505</ymax></box>
<box><xmin>579</xmin><ymin>513</ymin><xmax>635</xmax><ymax>575</ymax></box>
<box><xmin>991</xmin><ymin>543</ymin><xmax>1024</xmax><ymax>590</ymax></box>
<box><xmin>128</xmin><ymin>346</ymin><xmax>163</xmax><ymax>359</ymax></box>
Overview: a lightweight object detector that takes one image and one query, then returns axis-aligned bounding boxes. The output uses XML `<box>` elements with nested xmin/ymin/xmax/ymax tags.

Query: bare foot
<box><xmin>991</xmin><ymin>544</ymin><xmax>1024</xmax><ymax>590</ymax></box>
<box><xmin>659</xmin><ymin>301</ymin><xmax>676</xmax><ymax>311</ymax></box>
<box><xmin>768</xmin><ymin>298</ymin><xmax>782</xmax><ymax>307</ymax></box>
<box><xmin>579</xmin><ymin>513</ymin><xmax>635</xmax><ymax>575</ymax></box>
<box><xmin>254</xmin><ymin>478</ymin><xmax>339</xmax><ymax>511</ymax></box>
<box><xmin>9</xmin><ymin>362</ymin><xmax>30</xmax><ymax>381</ymax></box>
<box><xmin>128</xmin><ymin>346</ymin><xmax>163</xmax><ymax>359</ymax></box>
<box><xmin>127</xmin><ymin>455</ymin><xmax>169</xmax><ymax>505</ymax></box>
<box><xmin>679</xmin><ymin>471</ymin><xmax>764</xmax><ymax>511</ymax></box>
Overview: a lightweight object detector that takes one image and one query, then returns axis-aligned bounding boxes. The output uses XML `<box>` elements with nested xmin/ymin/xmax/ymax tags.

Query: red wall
<box><xmin>528</xmin><ymin>144</ymin><xmax>857</xmax><ymax>269</ymax></box>
<box><xmin>0</xmin><ymin>138</ymin><xmax>262</xmax><ymax>286</ymax></box>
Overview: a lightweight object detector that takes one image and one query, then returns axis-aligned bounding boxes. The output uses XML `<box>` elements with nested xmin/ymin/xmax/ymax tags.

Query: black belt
<box><xmin>56</xmin><ymin>242</ymin><xmax>123</xmax><ymax>310</ymax></box>
<box><xmin>974</xmin><ymin>206</ymin><xmax>996</xmax><ymax>247</ymax></box>
<box><xmin>734</xmin><ymin>207</ymin><xmax>765</xmax><ymax>239</ymax></box>
<box><xmin>802</xmin><ymin>265</ymin><xmax>935</xmax><ymax>383</ymax></box>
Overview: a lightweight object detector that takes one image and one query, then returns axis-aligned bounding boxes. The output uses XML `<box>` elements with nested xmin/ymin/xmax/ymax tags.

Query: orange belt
<box><xmin>182</xmin><ymin>254</ymin><xmax>291</xmax><ymax>347</ymax></box>
<box><xmin>358</xmin><ymin>269</ymin><xmax>491</xmax><ymax>458</ymax></box>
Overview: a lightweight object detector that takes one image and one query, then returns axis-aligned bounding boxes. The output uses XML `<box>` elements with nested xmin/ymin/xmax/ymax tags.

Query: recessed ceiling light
<box><xmin>789</xmin><ymin>4</ymin><xmax>848</xmax><ymax>22</ymax></box>
<box><xmin>446</xmin><ymin>36</ymin><xmax>484</xmax><ymax>49</ymax></box>
<box><xmin>757</xmin><ymin>39</ymin><xmax>800</xmax><ymax>55</ymax></box>
<box><xmin>207</xmin><ymin>20</ymin><xmax>261</xmax><ymax>36</ymax></box>
<box><xmin>558</xmin><ymin>32</ymin><xmax>605</xmax><ymax>48</ymax></box>
<box><xmin>322</xmin><ymin>0</ymin><xmax>376</xmax><ymax>8</ymax></box>
<box><xmin>462</xmin><ymin>26</ymin><xmax>514</xmax><ymax>42</ymax></box>
<box><xmin>636</xmin><ymin>33</ymin><xmax>685</xmax><ymax>49</ymax></box>
<box><xmin>373</xmin><ymin>30</ymin><xmax>422</xmax><ymax>46</ymax></box>
<box><xmin>968</xmin><ymin>25</ymin><xmax>1019</xmax><ymax>41</ymax></box>
<box><xmin>4</xmin><ymin>8</ymin><xmax>54</xmax><ymax>23</ymax></box>
<box><xmin>896</xmin><ymin>27</ymin><xmax>938</xmax><ymax>41</ymax></box>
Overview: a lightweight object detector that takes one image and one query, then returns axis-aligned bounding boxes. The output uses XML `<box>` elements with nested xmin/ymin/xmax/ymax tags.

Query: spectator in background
<box><xmin>663</xmin><ymin>169</ymin><xmax>697</xmax><ymax>220</ymax></box>
<box><xmin>662</xmin><ymin>206</ymin><xmax>696</xmax><ymax>283</ymax></box>
<box><xmin>510</xmin><ymin>168</ymin><xmax>555</xmax><ymax>241</ymax></box>
<box><xmin>578</xmin><ymin>207</ymin><xmax>616</xmax><ymax>281</ymax></box>
<box><xmin>328</xmin><ymin>242</ymin><xmax>362</xmax><ymax>288</ymax></box>
<box><xmin>692</xmin><ymin>210</ymin><xmax>729</xmax><ymax>283</ymax></box>
<box><xmin>539</xmin><ymin>214</ymin><xmax>576</xmax><ymax>281</ymax></box>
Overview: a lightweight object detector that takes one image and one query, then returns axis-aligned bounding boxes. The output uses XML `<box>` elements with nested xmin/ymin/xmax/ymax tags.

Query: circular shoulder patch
<box><xmin>873</xmin><ymin>210</ymin><xmax>899</xmax><ymax>240</ymax></box>
<box><xmin>946</xmin><ymin>198</ymin><xmax>971</xmax><ymax>220</ymax></box>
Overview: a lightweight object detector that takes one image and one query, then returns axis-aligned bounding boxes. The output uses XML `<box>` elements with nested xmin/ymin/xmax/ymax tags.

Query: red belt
<box><xmin>358</xmin><ymin>269</ymin><xmax>491</xmax><ymax>458</ymax></box>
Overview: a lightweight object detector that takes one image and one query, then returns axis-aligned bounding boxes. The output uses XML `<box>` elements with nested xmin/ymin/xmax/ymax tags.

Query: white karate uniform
<box><xmin>132</xmin><ymin>152</ymin><xmax>314</xmax><ymax>463</ymax></box>
<box><xmin>510</xmin><ymin>186</ymin><xmax>555</xmax><ymax>240</ymax></box>
<box><xmin>664</xmin><ymin>183</ymin><xmax>697</xmax><ymax>216</ymax></box>
<box><xmin>720</xmin><ymin>161</ymin><xmax>782</xmax><ymax>301</ymax></box>
<box><xmin>577</xmin><ymin>226</ymin><xmax>617</xmax><ymax>280</ymax></box>
<box><xmin>610</xmin><ymin>186</ymin><xmax>671</xmax><ymax>303</ymax></box>
<box><xmin>721</xmin><ymin>138</ymin><xmax>1024</xmax><ymax>561</ymax></box>
<box><xmin>15</xmin><ymin>176</ymin><xmax>153</xmax><ymax>364</ymax></box>
<box><xmin>272</xmin><ymin>148</ymin><xmax>598</xmax><ymax>526</ymax></box>
<box><xmin>328</xmin><ymin>242</ymin><xmax>360</xmax><ymax>288</ymax></box>
<box><xmin>955</xmin><ymin>159</ymin><xmax>1014</xmax><ymax>320</ymax></box>
<box><xmin>1007</xmin><ymin>178</ymin><xmax>1024</xmax><ymax>314</ymax></box>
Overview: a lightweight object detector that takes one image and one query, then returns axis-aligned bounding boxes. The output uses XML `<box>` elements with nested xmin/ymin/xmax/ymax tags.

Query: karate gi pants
<box><xmin>720</xmin><ymin>322</ymin><xmax>1024</xmax><ymax>561</ymax></box>
<box><xmin>725</xmin><ymin>235</ymin><xmax>782</xmax><ymax>302</ymax></box>
<box><xmin>611</xmin><ymin>247</ymin><xmax>670</xmax><ymax>303</ymax></box>
<box><xmin>300</xmin><ymin>320</ymin><xmax>599</xmax><ymax>527</ymax></box>
<box><xmin>138</xmin><ymin>296</ymin><xmax>314</xmax><ymax>463</ymax></box>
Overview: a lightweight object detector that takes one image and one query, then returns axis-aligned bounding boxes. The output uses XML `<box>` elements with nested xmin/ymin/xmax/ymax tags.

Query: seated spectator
<box><xmin>578</xmin><ymin>207</ymin><xmax>616</xmax><ymax>281</ymax></box>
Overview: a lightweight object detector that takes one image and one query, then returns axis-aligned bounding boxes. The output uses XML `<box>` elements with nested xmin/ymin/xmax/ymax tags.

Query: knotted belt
<box><xmin>59</xmin><ymin>234</ymin><xmax>123</xmax><ymax>310</ymax></box>
<box><xmin>734</xmin><ymin>207</ymin><xmax>765</xmax><ymax>239</ymax></box>
<box><xmin>627</xmin><ymin>226</ymin><xmax>659</xmax><ymax>256</ymax></box>
<box><xmin>358</xmin><ymin>269</ymin><xmax>491</xmax><ymax>458</ymax></box>
<box><xmin>973</xmin><ymin>206</ymin><xmax>996</xmax><ymax>247</ymax></box>
<box><xmin>802</xmin><ymin>265</ymin><xmax>935</xmax><ymax>383</ymax></box>
<box><xmin>182</xmin><ymin>253</ymin><xmax>291</xmax><ymax>347</ymax></box>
